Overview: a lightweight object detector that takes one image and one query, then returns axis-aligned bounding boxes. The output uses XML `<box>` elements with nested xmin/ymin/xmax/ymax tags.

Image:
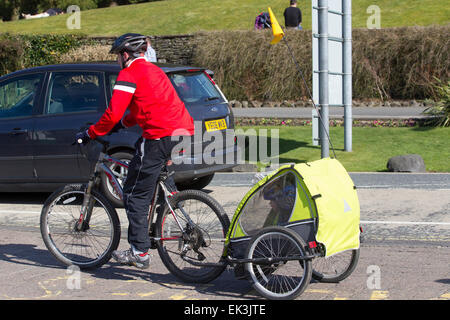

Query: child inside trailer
<box><xmin>262</xmin><ymin>174</ymin><xmax>296</xmax><ymax>227</ymax></box>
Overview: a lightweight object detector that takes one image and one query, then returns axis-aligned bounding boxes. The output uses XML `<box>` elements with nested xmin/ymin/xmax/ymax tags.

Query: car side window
<box><xmin>107</xmin><ymin>73</ymin><xmax>118</xmax><ymax>100</ymax></box>
<box><xmin>0</xmin><ymin>74</ymin><xmax>43</xmax><ymax>119</ymax></box>
<box><xmin>46</xmin><ymin>72</ymin><xmax>103</xmax><ymax>114</ymax></box>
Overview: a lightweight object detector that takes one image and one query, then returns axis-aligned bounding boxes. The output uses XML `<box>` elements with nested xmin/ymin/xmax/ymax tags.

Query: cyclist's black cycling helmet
<box><xmin>110</xmin><ymin>33</ymin><xmax>147</xmax><ymax>55</ymax></box>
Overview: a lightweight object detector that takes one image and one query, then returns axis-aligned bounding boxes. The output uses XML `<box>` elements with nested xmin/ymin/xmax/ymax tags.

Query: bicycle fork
<box><xmin>75</xmin><ymin>179</ymin><xmax>97</xmax><ymax>232</ymax></box>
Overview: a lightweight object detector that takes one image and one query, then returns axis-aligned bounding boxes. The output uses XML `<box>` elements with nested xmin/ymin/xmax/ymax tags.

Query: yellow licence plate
<box><xmin>205</xmin><ymin>119</ymin><xmax>227</xmax><ymax>132</ymax></box>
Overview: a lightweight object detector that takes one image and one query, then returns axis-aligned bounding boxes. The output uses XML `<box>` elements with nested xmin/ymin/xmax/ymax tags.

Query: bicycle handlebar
<box><xmin>75</xmin><ymin>135</ymin><xmax>110</xmax><ymax>147</ymax></box>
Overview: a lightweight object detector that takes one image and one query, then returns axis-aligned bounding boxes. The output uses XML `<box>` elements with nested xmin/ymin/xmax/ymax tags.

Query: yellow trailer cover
<box><xmin>295</xmin><ymin>158</ymin><xmax>360</xmax><ymax>257</ymax></box>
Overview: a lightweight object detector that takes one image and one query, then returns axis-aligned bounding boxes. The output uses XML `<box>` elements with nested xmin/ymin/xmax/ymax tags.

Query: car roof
<box><xmin>0</xmin><ymin>61</ymin><xmax>208</xmax><ymax>80</ymax></box>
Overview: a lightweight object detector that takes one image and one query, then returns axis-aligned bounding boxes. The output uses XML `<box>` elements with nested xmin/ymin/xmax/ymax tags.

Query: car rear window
<box><xmin>168</xmin><ymin>72</ymin><xmax>224</xmax><ymax>105</ymax></box>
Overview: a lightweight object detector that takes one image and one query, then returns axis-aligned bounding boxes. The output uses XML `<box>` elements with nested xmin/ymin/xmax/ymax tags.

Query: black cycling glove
<box><xmin>75</xmin><ymin>130</ymin><xmax>91</xmax><ymax>145</ymax></box>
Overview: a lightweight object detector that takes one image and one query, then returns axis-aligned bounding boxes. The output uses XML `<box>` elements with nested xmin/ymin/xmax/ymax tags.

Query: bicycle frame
<box><xmin>78</xmin><ymin>143</ymin><xmax>189</xmax><ymax>243</ymax></box>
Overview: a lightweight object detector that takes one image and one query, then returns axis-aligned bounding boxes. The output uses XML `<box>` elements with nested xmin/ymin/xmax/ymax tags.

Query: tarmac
<box><xmin>232</xmin><ymin>106</ymin><xmax>428</xmax><ymax>120</ymax></box>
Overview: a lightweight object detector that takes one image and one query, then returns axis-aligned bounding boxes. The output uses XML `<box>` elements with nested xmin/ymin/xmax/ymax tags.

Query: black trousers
<box><xmin>123</xmin><ymin>136</ymin><xmax>178</xmax><ymax>253</ymax></box>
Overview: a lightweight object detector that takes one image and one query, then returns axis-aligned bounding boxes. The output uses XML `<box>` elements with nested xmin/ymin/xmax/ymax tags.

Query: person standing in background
<box><xmin>284</xmin><ymin>0</ymin><xmax>302</xmax><ymax>30</ymax></box>
<box><xmin>144</xmin><ymin>37</ymin><xmax>157</xmax><ymax>62</ymax></box>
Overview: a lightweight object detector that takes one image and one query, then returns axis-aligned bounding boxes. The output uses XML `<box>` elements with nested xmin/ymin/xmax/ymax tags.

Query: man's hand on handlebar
<box><xmin>75</xmin><ymin>120</ymin><xmax>124</xmax><ymax>145</ymax></box>
<box><xmin>75</xmin><ymin>130</ymin><xmax>92</xmax><ymax>145</ymax></box>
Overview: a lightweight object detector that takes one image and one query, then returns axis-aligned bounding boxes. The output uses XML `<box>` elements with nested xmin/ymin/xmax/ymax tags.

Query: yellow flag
<box><xmin>268</xmin><ymin>7</ymin><xmax>284</xmax><ymax>44</ymax></box>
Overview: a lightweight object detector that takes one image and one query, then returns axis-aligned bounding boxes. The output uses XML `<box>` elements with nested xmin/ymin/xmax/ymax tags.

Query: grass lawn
<box><xmin>0</xmin><ymin>0</ymin><xmax>448</xmax><ymax>36</ymax></box>
<box><xmin>237</xmin><ymin>126</ymin><xmax>450</xmax><ymax>172</ymax></box>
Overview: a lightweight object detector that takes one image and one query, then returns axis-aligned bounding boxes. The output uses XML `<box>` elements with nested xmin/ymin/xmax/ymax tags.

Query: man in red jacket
<box><xmin>76</xmin><ymin>33</ymin><xmax>194</xmax><ymax>269</ymax></box>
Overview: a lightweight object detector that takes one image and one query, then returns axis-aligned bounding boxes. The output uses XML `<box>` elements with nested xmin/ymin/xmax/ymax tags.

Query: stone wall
<box><xmin>89</xmin><ymin>34</ymin><xmax>195</xmax><ymax>65</ymax></box>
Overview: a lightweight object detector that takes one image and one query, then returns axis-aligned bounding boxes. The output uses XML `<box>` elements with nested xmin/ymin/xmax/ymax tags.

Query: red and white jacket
<box><xmin>88</xmin><ymin>57</ymin><xmax>194</xmax><ymax>140</ymax></box>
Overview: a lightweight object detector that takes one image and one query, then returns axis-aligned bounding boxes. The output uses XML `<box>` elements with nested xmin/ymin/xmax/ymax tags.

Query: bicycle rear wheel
<box><xmin>155</xmin><ymin>189</ymin><xmax>230</xmax><ymax>283</ymax></box>
<box><xmin>40</xmin><ymin>184</ymin><xmax>121</xmax><ymax>269</ymax></box>
<box><xmin>245</xmin><ymin>227</ymin><xmax>312</xmax><ymax>300</ymax></box>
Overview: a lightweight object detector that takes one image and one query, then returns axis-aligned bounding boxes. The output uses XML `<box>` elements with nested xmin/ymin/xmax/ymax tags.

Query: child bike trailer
<box><xmin>225</xmin><ymin>158</ymin><xmax>361</xmax><ymax>299</ymax></box>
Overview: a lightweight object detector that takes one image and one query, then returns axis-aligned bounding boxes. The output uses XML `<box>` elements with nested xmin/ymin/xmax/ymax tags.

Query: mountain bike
<box><xmin>40</xmin><ymin>136</ymin><xmax>230</xmax><ymax>283</ymax></box>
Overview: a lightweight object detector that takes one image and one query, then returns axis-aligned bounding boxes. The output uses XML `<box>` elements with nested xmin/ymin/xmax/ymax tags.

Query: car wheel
<box><xmin>176</xmin><ymin>173</ymin><xmax>215</xmax><ymax>191</ymax></box>
<box><xmin>101</xmin><ymin>151</ymin><xmax>133</xmax><ymax>207</ymax></box>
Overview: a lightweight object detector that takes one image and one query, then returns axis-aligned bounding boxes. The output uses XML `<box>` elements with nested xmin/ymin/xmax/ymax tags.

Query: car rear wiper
<box><xmin>205</xmin><ymin>96</ymin><xmax>220</xmax><ymax>101</ymax></box>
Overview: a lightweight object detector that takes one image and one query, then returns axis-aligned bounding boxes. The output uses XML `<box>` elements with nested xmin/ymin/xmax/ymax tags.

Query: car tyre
<box><xmin>176</xmin><ymin>173</ymin><xmax>215</xmax><ymax>191</ymax></box>
<box><xmin>101</xmin><ymin>151</ymin><xmax>133</xmax><ymax>208</ymax></box>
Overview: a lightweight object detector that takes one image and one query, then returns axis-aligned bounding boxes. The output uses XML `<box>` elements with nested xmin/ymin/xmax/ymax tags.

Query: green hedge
<box><xmin>0</xmin><ymin>37</ymin><xmax>24</xmax><ymax>75</ymax></box>
<box><xmin>0</xmin><ymin>33</ymin><xmax>84</xmax><ymax>75</ymax></box>
<box><xmin>1</xmin><ymin>25</ymin><xmax>449</xmax><ymax>101</ymax></box>
<box><xmin>192</xmin><ymin>25</ymin><xmax>450</xmax><ymax>101</ymax></box>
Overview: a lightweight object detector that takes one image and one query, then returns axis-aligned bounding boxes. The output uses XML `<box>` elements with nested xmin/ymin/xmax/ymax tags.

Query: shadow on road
<box><xmin>0</xmin><ymin>242</ymin><xmax>255</xmax><ymax>299</ymax></box>
<box><xmin>0</xmin><ymin>243</ymin><xmax>62</xmax><ymax>269</ymax></box>
<box><xmin>86</xmin><ymin>263</ymin><xmax>256</xmax><ymax>299</ymax></box>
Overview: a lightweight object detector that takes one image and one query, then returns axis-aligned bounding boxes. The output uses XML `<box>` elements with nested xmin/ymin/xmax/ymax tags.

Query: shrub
<box><xmin>1</xmin><ymin>25</ymin><xmax>448</xmax><ymax>103</ymax></box>
<box><xmin>57</xmin><ymin>44</ymin><xmax>115</xmax><ymax>63</ymax></box>
<box><xmin>353</xmin><ymin>25</ymin><xmax>450</xmax><ymax>101</ymax></box>
<box><xmin>0</xmin><ymin>34</ymin><xmax>83</xmax><ymax>75</ymax></box>
<box><xmin>423</xmin><ymin>78</ymin><xmax>450</xmax><ymax>127</ymax></box>
<box><xmin>21</xmin><ymin>34</ymin><xmax>83</xmax><ymax>67</ymax></box>
<box><xmin>192</xmin><ymin>25</ymin><xmax>450</xmax><ymax>102</ymax></box>
<box><xmin>0</xmin><ymin>36</ymin><xmax>24</xmax><ymax>75</ymax></box>
<box><xmin>192</xmin><ymin>29</ymin><xmax>312</xmax><ymax>101</ymax></box>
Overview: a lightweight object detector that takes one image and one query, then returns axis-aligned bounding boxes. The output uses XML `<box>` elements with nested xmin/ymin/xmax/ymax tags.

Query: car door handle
<box><xmin>10</xmin><ymin>128</ymin><xmax>28</xmax><ymax>135</ymax></box>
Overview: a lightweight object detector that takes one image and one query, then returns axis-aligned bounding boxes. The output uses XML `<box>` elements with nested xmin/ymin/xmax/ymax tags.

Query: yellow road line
<box><xmin>370</xmin><ymin>290</ymin><xmax>389</xmax><ymax>300</ymax></box>
<box><xmin>439</xmin><ymin>292</ymin><xmax>450</xmax><ymax>300</ymax></box>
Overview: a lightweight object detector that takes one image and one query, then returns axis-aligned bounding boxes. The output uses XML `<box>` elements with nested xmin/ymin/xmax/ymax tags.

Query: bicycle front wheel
<box><xmin>40</xmin><ymin>184</ymin><xmax>121</xmax><ymax>269</ymax></box>
<box><xmin>155</xmin><ymin>189</ymin><xmax>230</xmax><ymax>283</ymax></box>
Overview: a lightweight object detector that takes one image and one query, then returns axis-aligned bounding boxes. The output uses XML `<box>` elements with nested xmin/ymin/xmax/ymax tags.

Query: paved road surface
<box><xmin>0</xmin><ymin>173</ymin><xmax>448</xmax><ymax>304</ymax></box>
<box><xmin>210</xmin><ymin>172</ymin><xmax>450</xmax><ymax>189</ymax></box>
<box><xmin>232</xmin><ymin>107</ymin><xmax>428</xmax><ymax>119</ymax></box>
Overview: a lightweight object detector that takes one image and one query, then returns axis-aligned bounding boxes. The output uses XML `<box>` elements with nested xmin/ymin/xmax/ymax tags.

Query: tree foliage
<box><xmin>0</xmin><ymin>0</ymin><xmax>162</xmax><ymax>21</ymax></box>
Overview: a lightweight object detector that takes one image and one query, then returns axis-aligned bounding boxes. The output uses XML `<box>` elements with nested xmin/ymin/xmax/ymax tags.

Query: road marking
<box><xmin>112</xmin><ymin>293</ymin><xmax>129</xmax><ymax>296</ymax></box>
<box><xmin>439</xmin><ymin>292</ymin><xmax>450</xmax><ymax>300</ymax></box>
<box><xmin>0</xmin><ymin>210</ymin><xmax>40</xmax><ymax>214</ymax></box>
<box><xmin>170</xmin><ymin>291</ymin><xmax>188</xmax><ymax>300</ymax></box>
<box><xmin>125</xmin><ymin>279</ymin><xmax>148</xmax><ymax>284</ymax></box>
<box><xmin>370</xmin><ymin>290</ymin><xmax>389</xmax><ymax>300</ymax></box>
<box><xmin>137</xmin><ymin>292</ymin><xmax>157</xmax><ymax>297</ymax></box>
<box><xmin>361</xmin><ymin>220</ymin><xmax>450</xmax><ymax>226</ymax></box>
<box><xmin>306</xmin><ymin>289</ymin><xmax>332</xmax><ymax>293</ymax></box>
<box><xmin>2</xmin><ymin>209</ymin><xmax>448</xmax><ymax>226</ymax></box>
<box><xmin>356</xmin><ymin>185</ymin><xmax>450</xmax><ymax>189</ymax></box>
